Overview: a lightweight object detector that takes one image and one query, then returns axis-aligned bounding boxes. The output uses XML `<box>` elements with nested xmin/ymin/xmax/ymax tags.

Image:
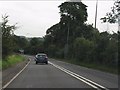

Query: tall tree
<box><xmin>58</xmin><ymin>2</ymin><xmax>88</xmax><ymax>43</ymax></box>
<box><xmin>1</xmin><ymin>14</ymin><xmax>17</xmax><ymax>58</ymax></box>
<box><xmin>59</xmin><ymin>2</ymin><xmax>88</xmax><ymax>24</ymax></box>
<box><xmin>13</xmin><ymin>35</ymin><xmax>29</xmax><ymax>53</ymax></box>
<box><xmin>101</xmin><ymin>0</ymin><xmax>119</xmax><ymax>23</ymax></box>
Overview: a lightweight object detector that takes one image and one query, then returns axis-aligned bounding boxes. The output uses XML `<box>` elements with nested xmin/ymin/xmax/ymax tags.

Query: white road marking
<box><xmin>1</xmin><ymin>59</ymin><xmax>31</xmax><ymax>89</ymax></box>
<box><xmin>1</xmin><ymin>59</ymin><xmax>109</xmax><ymax>90</ymax></box>
<box><xmin>49</xmin><ymin>61</ymin><xmax>109</xmax><ymax>90</ymax></box>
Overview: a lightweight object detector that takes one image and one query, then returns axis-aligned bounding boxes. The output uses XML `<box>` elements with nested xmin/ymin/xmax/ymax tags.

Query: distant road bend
<box><xmin>3</xmin><ymin>56</ymin><xmax>118</xmax><ymax>89</ymax></box>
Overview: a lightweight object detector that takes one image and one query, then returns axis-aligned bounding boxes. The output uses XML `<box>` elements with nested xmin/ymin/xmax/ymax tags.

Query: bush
<box><xmin>73</xmin><ymin>37</ymin><xmax>94</xmax><ymax>62</ymax></box>
<box><xmin>2</xmin><ymin>55</ymin><xmax>25</xmax><ymax>70</ymax></box>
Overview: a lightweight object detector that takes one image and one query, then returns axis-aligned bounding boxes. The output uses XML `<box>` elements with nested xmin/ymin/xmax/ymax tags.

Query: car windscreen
<box><xmin>37</xmin><ymin>55</ymin><xmax>46</xmax><ymax>58</ymax></box>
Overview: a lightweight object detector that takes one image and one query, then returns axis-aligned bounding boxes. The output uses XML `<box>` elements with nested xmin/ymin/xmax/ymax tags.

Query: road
<box><xmin>4</xmin><ymin>56</ymin><xmax>118</xmax><ymax>89</ymax></box>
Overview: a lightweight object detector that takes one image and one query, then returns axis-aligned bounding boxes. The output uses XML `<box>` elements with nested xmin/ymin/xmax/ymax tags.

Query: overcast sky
<box><xmin>0</xmin><ymin>0</ymin><xmax>118</xmax><ymax>37</ymax></box>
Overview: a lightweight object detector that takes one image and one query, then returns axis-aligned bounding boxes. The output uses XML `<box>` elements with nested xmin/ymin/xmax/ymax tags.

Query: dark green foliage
<box><xmin>59</xmin><ymin>2</ymin><xmax>88</xmax><ymax>24</ymax></box>
<box><xmin>45</xmin><ymin>2</ymin><xmax>89</xmax><ymax>53</ymax></box>
<box><xmin>25</xmin><ymin>37</ymin><xmax>45</xmax><ymax>55</ymax></box>
<box><xmin>93</xmin><ymin>32</ymin><xmax>118</xmax><ymax>66</ymax></box>
<box><xmin>13</xmin><ymin>35</ymin><xmax>29</xmax><ymax>53</ymax></box>
<box><xmin>118</xmin><ymin>31</ymin><xmax>120</xmax><ymax>73</ymax></box>
<box><xmin>1</xmin><ymin>15</ymin><xmax>17</xmax><ymax>59</ymax></box>
<box><xmin>1</xmin><ymin>1</ymin><xmax>118</xmax><ymax>73</ymax></box>
<box><xmin>101</xmin><ymin>0</ymin><xmax>119</xmax><ymax>23</ymax></box>
<box><xmin>73</xmin><ymin>37</ymin><xmax>94</xmax><ymax>62</ymax></box>
<box><xmin>44</xmin><ymin>1</ymin><xmax>118</xmax><ymax>69</ymax></box>
<box><xmin>12</xmin><ymin>36</ymin><xmax>45</xmax><ymax>55</ymax></box>
<box><xmin>1</xmin><ymin>14</ymin><xmax>45</xmax><ymax>57</ymax></box>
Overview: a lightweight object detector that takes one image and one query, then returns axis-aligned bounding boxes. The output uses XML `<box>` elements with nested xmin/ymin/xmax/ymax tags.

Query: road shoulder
<box><xmin>2</xmin><ymin>57</ymin><xmax>30</xmax><ymax>86</ymax></box>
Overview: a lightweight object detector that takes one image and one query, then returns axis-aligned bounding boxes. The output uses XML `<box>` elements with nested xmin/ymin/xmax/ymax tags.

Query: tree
<box><xmin>26</xmin><ymin>38</ymin><xmax>44</xmax><ymax>55</ymax></box>
<box><xmin>46</xmin><ymin>2</ymin><xmax>88</xmax><ymax>45</ymax></box>
<box><xmin>13</xmin><ymin>35</ymin><xmax>29</xmax><ymax>53</ymax></box>
<box><xmin>118</xmin><ymin>31</ymin><xmax>120</xmax><ymax>73</ymax></box>
<box><xmin>73</xmin><ymin>37</ymin><xmax>94</xmax><ymax>62</ymax></box>
<box><xmin>59</xmin><ymin>2</ymin><xmax>88</xmax><ymax>43</ymax></box>
<box><xmin>101</xmin><ymin>0</ymin><xmax>120</xmax><ymax>23</ymax></box>
<box><xmin>100</xmin><ymin>0</ymin><xmax>119</xmax><ymax>70</ymax></box>
<box><xmin>59</xmin><ymin>2</ymin><xmax>88</xmax><ymax>24</ymax></box>
<box><xmin>44</xmin><ymin>2</ymin><xmax>89</xmax><ymax>58</ymax></box>
<box><xmin>1</xmin><ymin>14</ymin><xmax>17</xmax><ymax>58</ymax></box>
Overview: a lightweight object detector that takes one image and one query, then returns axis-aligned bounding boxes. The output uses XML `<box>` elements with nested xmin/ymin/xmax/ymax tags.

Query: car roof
<box><xmin>37</xmin><ymin>53</ymin><xmax>47</xmax><ymax>55</ymax></box>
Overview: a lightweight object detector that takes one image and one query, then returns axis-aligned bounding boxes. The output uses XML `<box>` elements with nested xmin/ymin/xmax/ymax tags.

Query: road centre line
<box><xmin>1</xmin><ymin>59</ymin><xmax>31</xmax><ymax>89</ymax></box>
<box><xmin>1</xmin><ymin>59</ymin><xmax>109</xmax><ymax>90</ymax></box>
<box><xmin>54</xmin><ymin>64</ymin><xmax>107</xmax><ymax>89</ymax></box>
<box><xmin>49</xmin><ymin>61</ymin><xmax>109</xmax><ymax>90</ymax></box>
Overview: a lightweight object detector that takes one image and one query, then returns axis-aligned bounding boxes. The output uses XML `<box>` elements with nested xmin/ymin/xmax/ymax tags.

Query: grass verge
<box><xmin>1</xmin><ymin>54</ymin><xmax>26</xmax><ymax>70</ymax></box>
<box><xmin>53</xmin><ymin>58</ymin><xmax>118</xmax><ymax>75</ymax></box>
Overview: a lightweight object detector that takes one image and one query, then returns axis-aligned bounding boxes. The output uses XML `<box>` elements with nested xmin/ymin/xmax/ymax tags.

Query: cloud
<box><xmin>0</xmin><ymin>1</ymin><xmax>118</xmax><ymax>37</ymax></box>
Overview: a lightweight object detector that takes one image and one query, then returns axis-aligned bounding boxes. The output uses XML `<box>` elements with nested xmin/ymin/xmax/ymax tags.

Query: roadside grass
<box><xmin>2</xmin><ymin>55</ymin><xmax>26</xmax><ymax>70</ymax></box>
<box><xmin>53</xmin><ymin>58</ymin><xmax>118</xmax><ymax>75</ymax></box>
<box><xmin>0</xmin><ymin>60</ymin><xmax>2</xmax><ymax>70</ymax></box>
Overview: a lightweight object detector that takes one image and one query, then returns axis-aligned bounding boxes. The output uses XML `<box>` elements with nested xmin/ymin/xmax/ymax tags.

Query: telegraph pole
<box><xmin>67</xmin><ymin>23</ymin><xmax>69</xmax><ymax>50</ymax></box>
<box><xmin>95</xmin><ymin>0</ymin><xmax>98</xmax><ymax>29</ymax></box>
<box><xmin>64</xmin><ymin>22</ymin><xmax>69</xmax><ymax>58</ymax></box>
<box><xmin>0</xmin><ymin>22</ymin><xmax>1</xmax><ymax>60</ymax></box>
<box><xmin>118</xmin><ymin>0</ymin><xmax>120</xmax><ymax>31</ymax></box>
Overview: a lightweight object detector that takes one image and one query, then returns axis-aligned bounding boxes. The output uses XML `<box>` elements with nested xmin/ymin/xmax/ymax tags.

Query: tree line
<box><xmin>1</xmin><ymin>14</ymin><xmax>44</xmax><ymax>59</ymax></box>
<box><xmin>1</xmin><ymin>1</ymin><xmax>119</xmax><ymax>70</ymax></box>
<box><xmin>44</xmin><ymin>1</ymin><xmax>118</xmax><ymax>68</ymax></box>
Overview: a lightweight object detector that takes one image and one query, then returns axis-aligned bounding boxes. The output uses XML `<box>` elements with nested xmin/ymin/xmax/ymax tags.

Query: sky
<box><xmin>0</xmin><ymin>0</ymin><xmax>118</xmax><ymax>37</ymax></box>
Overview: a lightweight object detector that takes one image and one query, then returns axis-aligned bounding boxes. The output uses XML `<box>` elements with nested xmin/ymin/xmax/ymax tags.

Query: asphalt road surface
<box><xmin>4</xmin><ymin>56</ymin><xmax>118</xmax><ymax>89</ymax></box>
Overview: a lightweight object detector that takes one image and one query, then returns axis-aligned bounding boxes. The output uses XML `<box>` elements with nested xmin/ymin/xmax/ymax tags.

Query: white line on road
<box><xmin>1</xmin><ymin>59</ymin><xmax>31</xmax><ymax>89</ymax></box>
<box><xmin>49</xmin><ymin>61</ymin><xmax>109</xmax><ymax>90</ymax></box>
